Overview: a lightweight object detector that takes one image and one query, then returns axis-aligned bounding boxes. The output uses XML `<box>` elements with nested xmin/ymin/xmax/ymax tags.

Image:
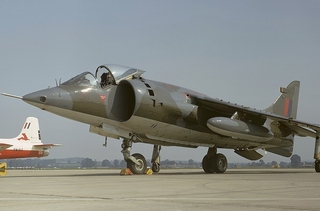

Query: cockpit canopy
<box><xmin>61</xmin><ymin>64</ymin><xmax>145</xmax><ymax>88</ymax></box>
<box><xmin>61</xmin><ymin>72</ymin><xmax>98</xmax><ymax>87</ymax></box>
<box><xmin>95</xmin><ymin>64</ymin><xmax>145</xmax><ymax>88</ymax></box>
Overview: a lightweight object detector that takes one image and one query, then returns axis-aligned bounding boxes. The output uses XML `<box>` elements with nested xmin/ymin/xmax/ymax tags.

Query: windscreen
<box><xmin>61</xmin><ymin>72</ymin><xmax>98</xmax><ymax>87</ymax></box>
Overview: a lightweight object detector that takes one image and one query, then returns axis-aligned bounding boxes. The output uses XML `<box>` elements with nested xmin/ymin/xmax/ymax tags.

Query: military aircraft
<box><xmin>2</xmin><ymin>64</ymin><xmax>320</xmax><ymax>174</ymax></box>
<box><xmin>0</xmin><ymin>117</ymin><xmax>60</xmax><ymax>159</ymax></box>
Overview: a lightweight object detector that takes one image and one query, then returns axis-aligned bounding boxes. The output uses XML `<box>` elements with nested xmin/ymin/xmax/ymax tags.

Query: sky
<box><xmin>0</xmin><ymin>1</ymin><xmax>320</xmax><ymax>163</ymax></box>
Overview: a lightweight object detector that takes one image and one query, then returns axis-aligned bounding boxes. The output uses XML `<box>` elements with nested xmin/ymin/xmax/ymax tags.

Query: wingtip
<box><xmin>53</xmin><ymin>144</ymin><xmax>63</xmax><ymax>147</ymax></box>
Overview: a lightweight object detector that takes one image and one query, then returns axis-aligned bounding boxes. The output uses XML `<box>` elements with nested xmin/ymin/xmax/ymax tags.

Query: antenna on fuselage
<box><xmin>55</xmin><ymin>78</ymin><xmax>62</xmax><ymax>87</ymax></box>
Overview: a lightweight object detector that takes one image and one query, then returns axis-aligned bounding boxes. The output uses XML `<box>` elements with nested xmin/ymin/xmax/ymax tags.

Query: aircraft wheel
<box><xmin>315</xmin><ymin>160</ymin><xmax>320</xmax><ymax>173</ymax></box>
<box><xmin>213</xmin><ymin>153</ymin><xmax>228</xmax><ymax>173</ymax></box>
<box><xmin>202</xmin><ymin>155</ymin><xmax>215</xmax><ymax>173</ymax></box>
<box><xmin>152</xmin><ymin>162</ymin><xmax>160</xmax><ymax>173</ymax></box>
<box><xmin>127</xmin><ymin>153</ymin><xmax>147</xmax><ymax>174</ymax></box>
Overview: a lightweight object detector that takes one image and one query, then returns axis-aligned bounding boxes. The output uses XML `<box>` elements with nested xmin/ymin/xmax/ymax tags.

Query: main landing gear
<box><xmin>121</xmin><ymin>136</ymin><xmax>161</xmax><ymax>174</ymax></box>
<box><xmin>202</xmin><ymin>147</ymin><xmax>228</xmax><ymax>173</ymax></box>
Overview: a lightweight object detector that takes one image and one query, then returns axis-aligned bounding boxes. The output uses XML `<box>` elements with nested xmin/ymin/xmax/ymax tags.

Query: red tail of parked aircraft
<box><xmin>0</xmin><ymin>117</ymin><xmax>60</xmax><ymax>159</ymax></box>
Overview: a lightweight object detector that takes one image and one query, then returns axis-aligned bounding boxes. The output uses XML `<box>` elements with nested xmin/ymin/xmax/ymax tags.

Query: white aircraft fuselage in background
<box><xmin>0</xmin><ymin>117</ymin><xmax>60</xmax><ymax>159</ymax></box>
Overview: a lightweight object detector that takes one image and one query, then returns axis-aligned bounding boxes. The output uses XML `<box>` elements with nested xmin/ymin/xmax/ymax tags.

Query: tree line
<box><xmin>0</xmin><ymin>154</ymin><xmax>308</xmax><ymax>169</ymax></box>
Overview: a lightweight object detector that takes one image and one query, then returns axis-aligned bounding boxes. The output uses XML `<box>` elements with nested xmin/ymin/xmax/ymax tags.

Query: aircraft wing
<box><xmin>33</xmin><ymin>144</ymin><xmax>62</xmax><ymax>150</ymax></box>
<box><xmin>279</xmin><ymin>119</ymin><xmax>320</xmax><ymax>138</ymax></box>
<box><xmin>0</xmin><ymin>143</ymin><xmax>13</xmax><ymax>151</ymax></box>
<box><xmin>191</xmin><ymin>95</ymin><xmax>320</xmax><ymax>138</ymax></box>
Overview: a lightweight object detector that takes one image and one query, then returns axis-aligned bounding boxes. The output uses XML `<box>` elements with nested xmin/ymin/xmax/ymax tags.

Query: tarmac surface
<box><xmin>0</xmin><ymin>168</ymin><xmax>319</xmax><ymax>211</ymax></box>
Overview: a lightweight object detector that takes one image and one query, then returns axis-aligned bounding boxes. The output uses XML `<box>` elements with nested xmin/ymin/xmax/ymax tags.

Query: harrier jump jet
<box><xmin>2</xmin><ymin>64</ymin><xmax>320</xmax><ymax>174</ymax></box>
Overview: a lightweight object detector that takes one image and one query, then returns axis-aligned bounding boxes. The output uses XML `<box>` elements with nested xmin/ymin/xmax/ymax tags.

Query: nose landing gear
<box><xmin>121</xmin><ymin>137</ymin><xmax>162</xmax><ymax>174</ymax></box>
<box><xmin>121</xmin><ymin>138</ymin><xmax>147</xmax><ymax>174</ymax></box>
<box><xmin>127</xmin><ymin>153</ymin><xmax>147</xmax><ymax>174</ymax></box>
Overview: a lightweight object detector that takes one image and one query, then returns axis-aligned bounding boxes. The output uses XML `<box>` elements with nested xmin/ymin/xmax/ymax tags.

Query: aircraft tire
<box><xmin>202</xmin><ymin>155</ymin><xmax>215</xmax><ymax>173</ymax></box>
<box><xmin>127</xmin><ymin>153</ymin><xmax>147</xmax><ymax>174</ymax></box>
<box><xmin>213</xmin><ymin>153</ymin><xmax>228</xmax><ymax>173</ymax></box>
<box><xmin>152</xmin><ymin>163</ymin><xmax>160</xmax><ymax>173</ymax></box>
<box><xmin>315</xmin><ymin>160</ymin><xmax>320</xmax><ymax>173</ymax></box>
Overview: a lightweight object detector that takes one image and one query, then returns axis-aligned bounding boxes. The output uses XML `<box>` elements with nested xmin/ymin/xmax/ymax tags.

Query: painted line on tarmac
<box><xmin>128</xmin><ymin>197</ymin><xmax>320</xmax><ymax>201</ymax></box>
<box><xmin>1</xmin><ymin>197</ymin><xmax>320</xmax><ymax>201</ymax></box>
<box><xmin>0</xmin><ymin>198</ymin><xmax>103</xmax><ymax>201</ymax></box>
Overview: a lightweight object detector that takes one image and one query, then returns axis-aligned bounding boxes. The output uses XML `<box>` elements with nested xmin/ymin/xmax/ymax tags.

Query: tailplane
<box><xmin>14</xmin><ymin>117</ymin><xmax>42</xmax><ymax>144</ymax></box>
<box><xmin>265</xmin><ymin>81</ymin><xmax>300</xmax><ymax>119</ymax></box>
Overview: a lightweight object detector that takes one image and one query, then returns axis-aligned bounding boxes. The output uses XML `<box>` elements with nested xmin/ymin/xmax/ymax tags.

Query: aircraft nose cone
<box><xmin>23</xmin><ymin>89</ymin><xmax>48</xmax><ymax>105</ymax></box>
<box><xmin>23</xmin><ymin>87</ymin><xmax>72</xmax><ymax>110</ymax></box>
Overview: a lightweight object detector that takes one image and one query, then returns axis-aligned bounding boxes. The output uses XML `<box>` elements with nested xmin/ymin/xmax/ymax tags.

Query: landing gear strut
<box><xmin>121</xmin><ymin>138</ymin><xmax>147</xmax><ymax>174</ymax></box>
<box><xmin>315</xmin><ymin>160</ymin><xmax>320</xmax><ymax>173</ymax></box>
<box><xmin>202</xmin><ymin>147</ymin><xmax>228</xmax><ymax>173</ymax></box>
<box><xmin>151</xmin><ymin>145</ymin><xmax>161</xmax><ymax>173</ymax></box>
<box><xmin>314</xmin><ymin>134</ymin><xmax>320</xmax><ymax>173</ymax></box>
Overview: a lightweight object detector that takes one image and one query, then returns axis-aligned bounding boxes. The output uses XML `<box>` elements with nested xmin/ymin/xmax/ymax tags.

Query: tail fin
<box><xmin>264</xmin><ymin>81</ymin><xmax>300</xmax><ymax>158</ymax></box>
<box><xmin>265</xmin><ymin>81</ymin><xmax>300</xmax><ymax>119</ymax></box>
<box><xmin>14</xmin><ymin>117</ymin><xmax>42</xmax><ymax>144</ymax></box>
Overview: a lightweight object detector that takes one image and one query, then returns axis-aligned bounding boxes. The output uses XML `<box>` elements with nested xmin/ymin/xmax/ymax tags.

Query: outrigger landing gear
<box><xmin>151</xmin><ymin>145</ymin><xmax>161</xmax><ymax>173</ymax></box>
<box><xmin>315</xmin><ymin>160</ymin><xmax>320</xmax><ymax>173</ymax></box>
<box><xmin>314</xmin><ymin>134</ymin><xmax>320</xmax><ymax>173</ymax></box>
<box><xmin>121</xmin><ymin>138</ymin><xmax>147</xmax><ymax>174</ymax></box>
<box><xmin>202</xmin><ymin>147</ymin><xmax>228</xmax><ymax>174</ymax></box>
